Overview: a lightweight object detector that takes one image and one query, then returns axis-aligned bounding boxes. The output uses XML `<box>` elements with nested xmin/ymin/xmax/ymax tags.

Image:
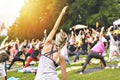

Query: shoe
<box><xmin>79</xmin><ymin>72</ymin><xmax>83</xmax><ymax>74</ymax></box>
<box><xmin>74</xmin><ymin>59</ymin><xmax>76</xmax><ymax>62</ymax></box>
<box><xmin>105</xmin><ymin>66</ymin><xmax>110</xmax><ymax>69</ymax></box>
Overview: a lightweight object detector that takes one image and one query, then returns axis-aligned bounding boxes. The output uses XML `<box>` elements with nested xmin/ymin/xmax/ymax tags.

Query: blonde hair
<box><xmin>55</xmin><ymin>31</ymin><xmax>67</xmax><ymax>47</ymax></box>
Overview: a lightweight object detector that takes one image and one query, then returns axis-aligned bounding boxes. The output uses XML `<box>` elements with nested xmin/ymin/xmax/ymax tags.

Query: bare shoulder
<box><xmin>42</xmin><ymin>43</ymin><xmax>52</xmax><ymax>54</ymax></box>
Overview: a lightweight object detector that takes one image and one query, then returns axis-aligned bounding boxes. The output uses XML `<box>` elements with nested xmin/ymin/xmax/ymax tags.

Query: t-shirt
<box><xmin>68</xmin><ymin>45</ymin><xmax>76</xmax><ymax>52</ymax></box>
<box><xmin>91</xmin><ymin>40</ymin><xmax>104</xmax><ymax>55</ymax></box>
<box><xmin>31</xmin><ymin>50</ymin><xmax>40</xmax><ymax>60</ymax></box>
<box><xmin>27</xmin><ymin>48</ymin><xmax>33</xmax><ymax>55</ymax></box>
<box><xmin>60</xmin><ymin>45</ymin><xmax>68</xmax><ymax>59</ymax></box>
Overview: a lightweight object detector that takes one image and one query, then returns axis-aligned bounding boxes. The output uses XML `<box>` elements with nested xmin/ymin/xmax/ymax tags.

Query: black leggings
<box><xmin>81</xmin><ymin>51</ymin><xmax>106</xmax><ymax>72</ymax></box>
<box><xmin>8</xmin><ymin>57</ymin><xmax>25</xmax><ymax>69</ymax></box>
<box><xmin>74</xmin><ymin>49</ymin><xmax>88</xmax><ymax>62</ymax></box>
<box><xmin>25</xmin><ymin>53</ymin><xmax>31</xmax><ymax>61</ymax></box>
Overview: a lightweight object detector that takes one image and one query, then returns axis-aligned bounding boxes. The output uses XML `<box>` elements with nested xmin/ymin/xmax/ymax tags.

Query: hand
<box><xmin>44</xmin><ymin>29</ymin><xmax>46</xmax><ymax>34</ymax></box>
<box><xmin>5</xmin><ymin>36</ymin><xmax>9</xmax><ymax>40</ymax></box>
<box><xmin>110</xmin><ymin>26</ymin><xmax>113</xmax><ymax>28</ymax></box>
<box><xmin>108</xmin><ymin>26</ymin><xmax>113</xmax><ymax>31</ymax></box>
<box><xmin>91</xmin><ymin>28</ymin><xmax>94</xmax><ymax>31</ymax></box>
<box><xmin>62</xmin><ymin>6</ymin><xmax>68</xmax><ymax>15</ymax></box>
<box><xmin>101</xmin><ymin>26</ymin><xmax>104</xmax><ymax>30</ymax></box>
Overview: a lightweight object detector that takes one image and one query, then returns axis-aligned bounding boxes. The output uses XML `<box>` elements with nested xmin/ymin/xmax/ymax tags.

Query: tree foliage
<box><xmin>61</xmin><ymin>0</ymin><xmax>120</xmax><ymax>30</ymax></box>
<box><xmin>8</xmin><ymin>0</ymin><xmax>66</xmax><ymax>40</ymax></box>
<box><xmin>8</xmin><ymin>0</ymin><xmax>120</xmax><ymax>40</ymax></box>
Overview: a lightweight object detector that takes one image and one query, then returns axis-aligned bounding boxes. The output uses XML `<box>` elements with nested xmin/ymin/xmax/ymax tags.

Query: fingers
<box><xmin>44</xmin><ymin>29</ymin><xmax>46</xmax><ymax>33</ymax></box>
<box><xmin>110</xmin><ymin>26</ymin><xmax>113</xmax><ymax>28</ymax></box>
<box><xmin>62</xmin><ymin>6</ymin><xmax>68</xmax><ymax>15</ymax></box>
<box><xmin>5</xmin><ymin>36</ymin><xmax>9</xmax><ymax>39</ymax></box>
<box><xmin>108</xmin><ymin>26</ymin><xmax>113</xmax><ymax>31</ymax></box>
<box><xmin>101</xmin><ymin>26</ymin><xmax>104</xmax><ymax>30</ymax></box>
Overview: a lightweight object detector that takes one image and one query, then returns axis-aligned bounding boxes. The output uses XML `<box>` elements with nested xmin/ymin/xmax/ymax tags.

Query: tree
<box><xmin>8</xmin><ymin>0</ymin><xmax>120</xmax><ymax>40</ymax></box>
<box><xmin>61</xmin><ymin>0</ymin><xmax>120</xmax><ymax>30</ymax></box>
<box><xmin>8</xmin><ymin>0</ymin><xmax>66</xmax><ymax>40</ymax></box>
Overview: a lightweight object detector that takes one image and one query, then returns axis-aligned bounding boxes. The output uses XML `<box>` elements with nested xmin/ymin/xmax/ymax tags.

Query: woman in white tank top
<box><xmin>35</xmin><ymin>6</ymin><xmax>68</xmax><ymax>80</ymax></box>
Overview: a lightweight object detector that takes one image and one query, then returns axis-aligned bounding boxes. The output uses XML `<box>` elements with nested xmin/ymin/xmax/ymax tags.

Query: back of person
<box><xmin>35</xmin><ymin>55</ymin><xmax>59</xmax><ymax>80</ymax></box>
<box><xmin>108</xmin><ymin>33</ymin><xmax>119</xmax><ymax>52</ymax></box>
<box><xmin>108</xmin><ymin>33</ymin><xmax>117</xmax><ymax>46</ymax></box>
<box><xmin>35</xmin><ymin>6</ymin><xmax>68</xmax><ymax>80</ymax></box>
<box><xmin>35</xmin><ymin>43</ymin><xmax>59</xmax><ymax>80</ymax></box>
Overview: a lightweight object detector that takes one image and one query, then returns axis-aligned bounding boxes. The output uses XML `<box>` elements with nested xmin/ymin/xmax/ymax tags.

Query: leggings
<box><xmin>8</xmin><ymin>57</ymin><xmax>25</xmax><ymax>69</ymax></box>
<box><xmin>64</xmin><ymin>57</ymin><xmax>71</xmax><ymax>67</ymax></box>
<box><xmin>25</xmin><ymin>53</ymin><xmax>31</xmax><ymax>61</ymax></box>
<box><xmin>24</xmin><ymin>56</ymin><xmax>39</xmax><ymax>68</ymax></box>
<box><xmin>74</xmin><ymin>49</ymin><xmax>88</xmax><ymax>62</ymax></box>
<box><xmin>81</xmin><ymin>51</ymin><xmax>106</xmax><ymax>72</ymax></box>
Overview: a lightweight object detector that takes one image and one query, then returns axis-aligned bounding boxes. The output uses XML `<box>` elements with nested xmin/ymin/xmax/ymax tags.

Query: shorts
<box><xmin>0</xmin><ymin>62</ymin><xmax>6</xmax><ymax>77</ymax></box>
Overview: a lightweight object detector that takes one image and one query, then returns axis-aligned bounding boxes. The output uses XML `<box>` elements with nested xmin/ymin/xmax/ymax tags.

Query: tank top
<box><xmin>35</xmin><ymin>44</ymin><xmax>59</xmax><ymax>80</ymax></box>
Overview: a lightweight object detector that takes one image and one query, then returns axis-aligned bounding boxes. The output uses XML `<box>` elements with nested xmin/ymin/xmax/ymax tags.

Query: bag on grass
<box><xmin>0</xmin><ymin>50</ymin><xmax>9</xmax><ymax>62</ymax></box>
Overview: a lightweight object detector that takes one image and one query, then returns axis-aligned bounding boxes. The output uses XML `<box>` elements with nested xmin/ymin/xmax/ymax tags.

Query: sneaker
<box><xmin>105</xmin><ymin>66</ymin><xmax>110</xmax><ymax>69</ymax></box>
<box><xmin>79</xmin><ymin>72</ymin><xmax>83</xmax><ymax>74</ymax></box>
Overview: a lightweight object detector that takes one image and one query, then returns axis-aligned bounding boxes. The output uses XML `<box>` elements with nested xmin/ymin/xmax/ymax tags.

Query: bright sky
<box><xmin>0</xmin><ymin>0</ymin><xmax>24</xmax><ymax>28</ymax></box>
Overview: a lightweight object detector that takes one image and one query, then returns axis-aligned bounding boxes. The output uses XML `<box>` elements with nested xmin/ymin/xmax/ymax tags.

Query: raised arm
<box><xmin>44</xmin><ymin>29</ymin><xmax>47</xmax><ymax>40</ymax></box>
<box><xmin>92</xmin><ymin>28</ymin><xmax>98</xmax><ymax>35</ymax></box>
<box><xmin>0</xmin><ymin>36</ymin><xmax>8</xmax><ymax>47</ymax></box>
<box><xmin>107</xmin><ymin>26</ymin><xmax>113</xmax><ymax>34</ymax></box>
<box><xmin>99</xmin><ymin>27</ymin><xmax>104</xmax><ymax>40</ymax></box>
<box><xmin>45</xmin><ymin>6</ymin><xmax>68</xmax><ymax>44</ymax></box>
<box><xmin>107</xmin><ymin>26</ymin><xmax>114</xmax><ymax>42</ymax></box>
<box><xmin>0</xmin><ymin>42</ymin><xmax>12</xmax><ymax>50</ymax></box>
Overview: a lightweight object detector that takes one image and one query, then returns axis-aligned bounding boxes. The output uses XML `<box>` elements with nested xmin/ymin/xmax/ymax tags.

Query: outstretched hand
<box><xmin>110</xmin><ymin>25</ymin><xmax>113</xmax><ymax>28</ymax></box>
<box><xmin>108</xmin><ymin>26</ymin><xmax>113</xmax><ymax>31</ymax></box>
<box><xmin>5</xmin><ymin>36</ymin><xmax>9</xmax><ymax>40</ymax></box>
<box><xmin>44</xmin><ymin>29</ymin><xmax>46</xmax><ymax>34</ymax></box>
<box><xmin>61</xmin><ymin>6</ymin><xmax>68</xmax><ymax>15</ymax></box>
<box><xmin>101</xmin><ymin>26</ymin><xmax>104</xmax><ymax>31</ymax></box>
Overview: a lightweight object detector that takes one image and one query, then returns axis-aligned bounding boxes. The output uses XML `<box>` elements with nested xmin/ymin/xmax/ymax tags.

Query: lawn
<box><xmin>6</xmin><ymin>56</ymin><xmax>120</xmax><ymax>80</ymax></box>
<box><xmin>7</xmin><ymin>67</ymin><xmax>120</xmax><ymax>80</ymax></box>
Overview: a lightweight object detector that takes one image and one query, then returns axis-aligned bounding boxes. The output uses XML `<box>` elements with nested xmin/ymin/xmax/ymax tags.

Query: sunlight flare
<box><xmin>0</xmin><ymin>0</ymin><xmax>24</xmax><ymax>27</ymax></box>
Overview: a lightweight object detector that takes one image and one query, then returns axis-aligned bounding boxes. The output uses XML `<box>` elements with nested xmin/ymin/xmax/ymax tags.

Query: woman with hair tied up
<box><xmin>35</xmin><ymin>6</ymin><xmax>68</xmax><ymax>80</ymax></box>
<box><xmin>80</xmin><ymin>27</ymin><xmax>109</xmax><ymax>74</ymax></box>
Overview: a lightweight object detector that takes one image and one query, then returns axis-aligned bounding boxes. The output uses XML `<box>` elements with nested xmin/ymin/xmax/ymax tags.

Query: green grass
<box><xmin>6</xmin><ymin>56</ymin><xmax>120</xmax><ymax>80</ymax></box>
<box><xmin>7</xmin><ymin>71</ymin><xmax>35</xmax><ymax>80</ymax></box>
<box><xmin>62</xmin><ymin>69</ymin><xmax>120</xmax><ymax>80</ymax></box>
<box><xmin>7</xmin><ymin>68</ymin><xmax>120</xmax><ymax>80</ymax></box>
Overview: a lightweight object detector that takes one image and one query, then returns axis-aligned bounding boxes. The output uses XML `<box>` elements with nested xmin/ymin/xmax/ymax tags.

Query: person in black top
<box><xmin>8</xmin><ymin>50</ymin><xmax>25</xmax><ymax>69</ymax></box>
<box><xmin>74</xmin><ymin>38</ymin><xmax>88</xmax><ymax>62</ymax></box>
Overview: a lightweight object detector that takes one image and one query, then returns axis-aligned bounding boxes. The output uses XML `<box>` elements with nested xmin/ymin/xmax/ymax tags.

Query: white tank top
<box><xmin>35</xmin><ymin>56</ymin><xmax>59</xmax><ymax>80</ymax></box>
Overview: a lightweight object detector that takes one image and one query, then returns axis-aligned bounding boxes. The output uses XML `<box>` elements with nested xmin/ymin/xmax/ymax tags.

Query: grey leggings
<box><xmin>81</xmin><ymin>51</ymin><xmax>106</xmax><ymax>72</ymax></box>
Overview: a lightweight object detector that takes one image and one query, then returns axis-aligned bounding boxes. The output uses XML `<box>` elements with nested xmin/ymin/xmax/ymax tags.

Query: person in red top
<box><xmin>25</xmin><ymin>45</ymin><xmax>34</xmax><ymax>61</ymax></box>
<box><xmin>24</xmin><ymin>44</ymin><xmax>42</xmax><ymax>68</ymax></box>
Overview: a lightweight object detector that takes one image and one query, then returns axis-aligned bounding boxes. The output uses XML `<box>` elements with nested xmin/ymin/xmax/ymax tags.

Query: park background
<box><xmin>0</xmin><ymin>0</ymin><xmax>120</xmax><ymax>80</ymax></box>
<box><xmin>0</xmin><ymin>0</ymin><xmax>120</xmax><ymax>42</ymax></box>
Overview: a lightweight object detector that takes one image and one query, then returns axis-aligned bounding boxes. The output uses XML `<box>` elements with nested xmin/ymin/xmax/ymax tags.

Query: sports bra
<box><xmin>42</xmin><ymin>44</ymin><xmax>59</xmax><ymax>67</ymax></box>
